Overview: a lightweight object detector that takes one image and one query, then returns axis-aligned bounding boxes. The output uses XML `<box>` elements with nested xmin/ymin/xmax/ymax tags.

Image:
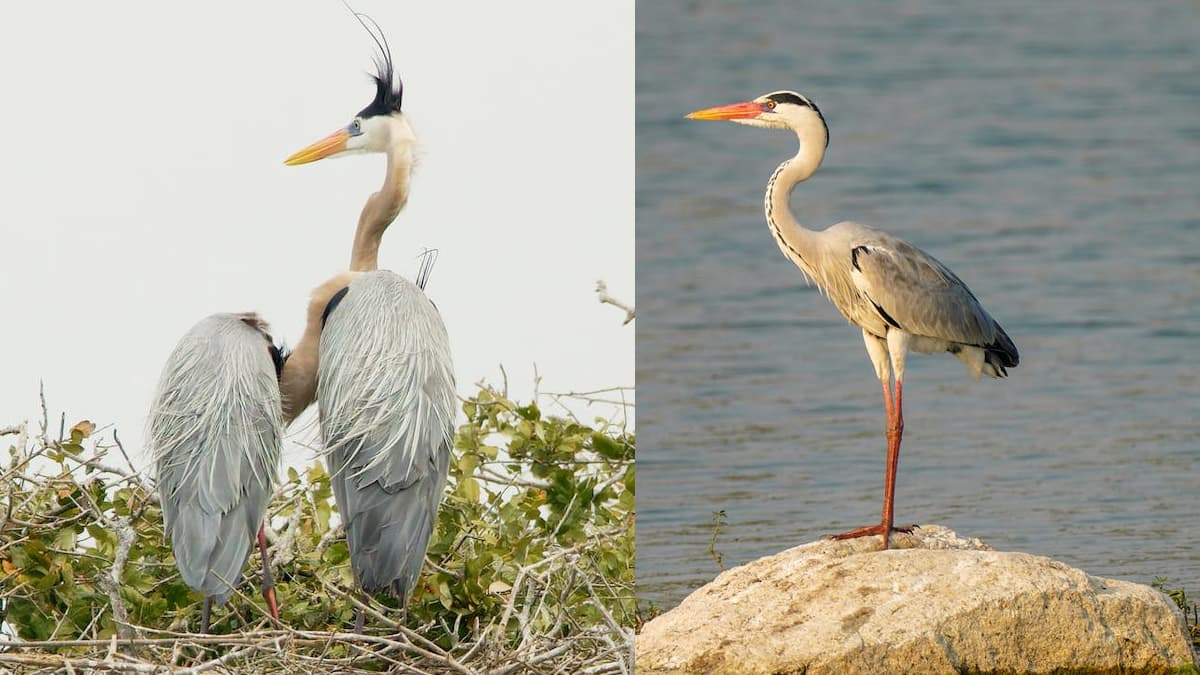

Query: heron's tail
<box><xmin>334</xmin><ymin>442</ymin><xmax>451</xmax><ymax>599</ymax></box>
<box><xmin>982</xmin><ymin>322</ymin><xmax>1019</xmax><ymax>377</ymax></box>
<box><xmin>167</xmin><ymin>501</ymin><xmax>258</xmax><ymax>604</ymax></box>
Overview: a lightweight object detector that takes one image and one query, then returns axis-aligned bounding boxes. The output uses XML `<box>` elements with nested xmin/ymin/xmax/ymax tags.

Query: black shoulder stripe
<box><xmin>851</xmin><ymin>245</ymin><xmax>868</xmax><ymax>271</ymax></box>
<box><xmin>322</xmin><ymin>286</ymin><xmax>351</xmax><ymax>328</ymax></box>
<box><xmin>268</xmin><ymin>343</ymin><xmax>287</xmax><ymax>381</ymax></box>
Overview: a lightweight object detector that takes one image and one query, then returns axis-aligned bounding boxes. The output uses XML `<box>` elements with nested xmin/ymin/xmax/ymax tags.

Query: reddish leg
<box><xmin>880</xmin><ymin>380</ymin><xmax>905</xmax><ymax>548</ymax></box>
<box><xmin>257</xmin><ymin>526</ymin><xmax>280</xmax><ymax>622</ymax></box>
<box><xmin>829</xmin><ymin>378</ymin><xmax>912</xmax><ymax>548</ymax></box>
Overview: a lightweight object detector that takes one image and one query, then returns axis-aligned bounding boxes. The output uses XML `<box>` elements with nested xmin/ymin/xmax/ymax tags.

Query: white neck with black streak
<box><xmin>763</xmin><ymin>112</ymin><xmax>829</xmax><ymax>285</ymax></box>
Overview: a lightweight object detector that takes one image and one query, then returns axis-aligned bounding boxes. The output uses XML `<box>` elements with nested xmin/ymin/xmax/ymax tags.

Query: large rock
<box><xmin>637</xmin><ymin>525</ymin><xmax>1196</xmax><ymax>674</ymax></box>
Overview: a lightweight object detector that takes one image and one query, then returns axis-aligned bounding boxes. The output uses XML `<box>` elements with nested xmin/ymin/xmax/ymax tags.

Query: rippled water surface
<box><xmin>637</xmin><ymin>0</ymin><xmax>1199</xmax><ymax>608</ymax></box>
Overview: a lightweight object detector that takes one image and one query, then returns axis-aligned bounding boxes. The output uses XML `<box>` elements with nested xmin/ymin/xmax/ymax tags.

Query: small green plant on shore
<box><xmin>1152</xmin><ymin>577</ymin><xmax>1199</xmax><ymax>652</ymax></box>
<box><xmin>708</xmin><ymin>509</ymin><xmax>727</xmax><ymax>572</ymax></box>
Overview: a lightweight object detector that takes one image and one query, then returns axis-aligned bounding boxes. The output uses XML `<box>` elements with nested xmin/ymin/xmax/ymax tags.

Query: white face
<box><xmin>344</xmin><ymin>113</ymin><xmax>415</xmax><ymax>155</ymax></box>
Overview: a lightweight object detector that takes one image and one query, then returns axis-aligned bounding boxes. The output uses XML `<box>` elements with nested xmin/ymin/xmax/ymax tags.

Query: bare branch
<box><xmin>594</xmin><ymin>280</ymin><xmax>635</xmax><ymax>325</ymax></box>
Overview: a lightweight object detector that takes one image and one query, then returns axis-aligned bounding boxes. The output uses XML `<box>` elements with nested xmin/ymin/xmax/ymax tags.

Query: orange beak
<box><xmin>685</xmin><ymin>101</ymin><xmax>765</xmax><ymax>121</ymax></box>
<box><xmin>284</xmin><ymin>128</ymin><xmax>350</xmax><ymax>166</ymax></box>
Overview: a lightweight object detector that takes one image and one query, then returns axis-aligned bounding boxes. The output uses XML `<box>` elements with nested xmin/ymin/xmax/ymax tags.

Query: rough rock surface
<box><xmin>637</xmin><ymin>525</ymin><xmax>1196</xmax><ymax>674</ymax></box>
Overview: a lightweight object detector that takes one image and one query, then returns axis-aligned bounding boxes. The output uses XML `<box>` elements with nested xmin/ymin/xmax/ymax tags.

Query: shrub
<box><xmin>0</xmin><ymin>385</ymin><xmax>634</xmax><ymax>673</ymax></box>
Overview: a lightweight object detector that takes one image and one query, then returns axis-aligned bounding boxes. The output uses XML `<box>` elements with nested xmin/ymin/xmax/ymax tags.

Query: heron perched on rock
<box><xmin>687</xmin><ymin>91</ymin><xmax>1018</xmax><ymax>549</ymax></box>
<box><xmin>285</xmin><ymin>13</ymin><xmax>456</xmax><ymax>631</ymax></box>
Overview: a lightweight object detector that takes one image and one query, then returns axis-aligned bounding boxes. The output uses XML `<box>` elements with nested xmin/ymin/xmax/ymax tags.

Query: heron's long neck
<box><xmin>280</xmin><ymin>271</ymin><xmax>357</xmax><ymax>423</ymax></box>
<box><xmin>350</xmin><ymin>141</ymin><xmax>412</xmax><ymax>272</ymax></box>
<box><xmin>764</xmin><ymin>127</ymin><xmax>826</xmax><ymax>282</ymax></box>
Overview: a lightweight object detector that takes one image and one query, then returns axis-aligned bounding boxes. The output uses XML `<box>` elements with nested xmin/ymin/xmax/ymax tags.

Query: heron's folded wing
<box><xmin>147</xmin><ymin>313</ymin><xmax>283</xmax><ymax>599</ymax></box>
<box><xmin>849</xmin><ymin>240</ymin><xmax>999</xmax><ymax>348</ymax></box>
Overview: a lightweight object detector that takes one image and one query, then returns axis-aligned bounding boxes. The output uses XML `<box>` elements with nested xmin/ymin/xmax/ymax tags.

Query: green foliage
<box><xmin>0</xmin><ymin>386</ymin><xmax>634</xmax><ymax>669</ymax></box>
<box><xmin>1</xmin><ymin>426</ymin><xmax>194</xmax><ymax>640</ymax></box>
<box><xmin>418</xmin><ymin>387</ymin><xmax>635</xmax><ymax>641</ymax></box>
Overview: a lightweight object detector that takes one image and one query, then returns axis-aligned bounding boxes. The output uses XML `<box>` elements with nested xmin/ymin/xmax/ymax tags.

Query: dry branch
<box><xmin>594</xmin><ymin>280</ymin><xmax>635</xmax><ymax>325</ymax></box>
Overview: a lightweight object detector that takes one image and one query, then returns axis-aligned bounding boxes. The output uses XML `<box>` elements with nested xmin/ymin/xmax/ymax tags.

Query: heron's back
<box><xmin>821</xmin><ymin>222</ymin><xmax>1019</xmax><ymax>375</ymax></box>
<box><xmin>318</xmin><ymin>271</ymin><xmax>456</xmax><ymax>598</ymax></box>
<box><xmin>148</xmin><ymin>313</ymin><xmax>282</xmax><ymax>602</ymax></box>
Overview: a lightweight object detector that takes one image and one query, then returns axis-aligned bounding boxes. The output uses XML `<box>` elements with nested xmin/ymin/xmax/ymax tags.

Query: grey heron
<box><xmin>687</xmin><ymin>91</ymin><xmax>1018</xmax><ymax>550</ymax></box>
<box><xmin>284</xmin><ymin>15</ymin><xmax>457</xmax><ymax>631</ymax></box>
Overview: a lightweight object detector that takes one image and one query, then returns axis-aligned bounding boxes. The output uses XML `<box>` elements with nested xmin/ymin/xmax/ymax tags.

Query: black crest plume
<box><xmin>346</xmin><ymin>4</ymin><xmax>403</xmax><ymax>118</ymax></box>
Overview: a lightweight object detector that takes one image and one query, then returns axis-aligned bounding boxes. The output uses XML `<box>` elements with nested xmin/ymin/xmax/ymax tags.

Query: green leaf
<box><xmin>516</xmin><ymin>402</ymin><xmax>541</xmax><ymax>421</ymax></box>
<box><xmin>53</xmin><ymin>527</ymin><xmax>76</xmax><ymax>552</ymax></box>
<box><xmin>458</xmin><ymin>477</ymin><xmax>480</xmax><ymax>503</ymax></box>
<box><xmin>591</xmin><ymin>432</ymin><xmax>625</xmax><ymax>460</ymax></box>
<box><xmin>458</xmin><ymin>452</ymin><xmax>479</xmax><ymax>475</ymax></box>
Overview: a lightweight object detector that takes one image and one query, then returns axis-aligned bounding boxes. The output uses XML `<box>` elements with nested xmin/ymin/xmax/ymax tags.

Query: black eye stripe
<box><xmin>764</xmin><ymin>91</ymin><xmax>829</xmax><ymax>148</ymax></box>
<box><xmin>766</xmin><ymin>91</ymin><xmax>816</xmax><ymax>111</ymax></box>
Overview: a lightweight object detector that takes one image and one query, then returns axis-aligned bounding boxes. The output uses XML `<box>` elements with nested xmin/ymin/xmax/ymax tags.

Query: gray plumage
<box><xmin>689</xmin><ymin>89</ymin><xmax>1019</xmax><ymax>380</ymax></box>
<box><xmin>687</xmin><ymin>90</ymin><xmax>1019</xmax><ymax>548</ymax></box>
<box><xmin>147</xmin><ymin>313</ymin><xmax>282</xmax><ymax>603</ymax></box>
<box><xmin>803</xmin><ymin>221</ymin><xmax>1018</xmax><ymax>378</ymax></box>
<box><xmin>318</xmin><ymin>271</ymin><xmax>456</xmax><ymax>598</ymax></box>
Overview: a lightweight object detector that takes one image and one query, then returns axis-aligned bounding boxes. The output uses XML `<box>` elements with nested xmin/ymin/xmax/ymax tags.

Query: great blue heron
<box><xmin>149</xmin><ymin>273</ymin><xmax>354</xmax><ymax>631</ymax></box>
<box><xmin>284</xmin><ymin>16</ymin><xmax>456</xmax><ymax>630</ymax></box>
<box><xmin>686</xmin><ymin>91</ymin><xmax>1018</xmax><ymax>549</ymax></box>
<box><xmin>147</xmin><ymin>312</ymin><xmax>285</xmax><ymax>633</ymax></box>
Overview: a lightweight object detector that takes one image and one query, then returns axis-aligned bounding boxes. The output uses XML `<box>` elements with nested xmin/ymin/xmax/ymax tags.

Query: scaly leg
<box><xmin>880</xmin><ymin>379</ymin><xmax>906</xmax><ymax>548</ymax></box>
<box><xmin>200</xmin><ymin>596</ymin><xmax>213</xmax><ymax>634</ymax></box>
<box><xmin>256</xmin><ymin>526</ymin><xmax>279</xmax><ymax>622</ymax></box>
<box><xmin>828</xmin><ymin>376</ymin><xmax>912</xmax><ymax>547</ymax></box>
<box><xmin>353</xmin><ymin>591</ymin><xmax>370</xmax><ymax>633</ymax></box>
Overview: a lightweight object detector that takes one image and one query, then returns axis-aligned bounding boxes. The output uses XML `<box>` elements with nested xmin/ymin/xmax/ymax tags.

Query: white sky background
<box><xmin>0</xmin><ymin>3</ymin><xmax>634</xmax><ymax>468</ymax></box>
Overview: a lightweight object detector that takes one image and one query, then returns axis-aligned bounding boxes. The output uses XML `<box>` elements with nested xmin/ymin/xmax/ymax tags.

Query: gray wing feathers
<box><xmin>849</xmin><ymin>235</ymin><xmax>1001</xmax><ymax>348</ymax></box>
<box><xmin>319</xmin><ymin>271</ymin><xmax>456</xmax><ymax>597</ymax></box>
<box><xmin>147</xmin><ymin>313</ymin><xmax>282</xmax><ymax>602</ymax></box>
<box><xmin>331</xmin><ymin>439</ymin><xmax>451</xmax><ymax>596</ymax></box>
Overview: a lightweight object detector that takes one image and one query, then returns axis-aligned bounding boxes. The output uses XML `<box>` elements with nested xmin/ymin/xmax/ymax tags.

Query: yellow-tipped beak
<box><xmin>685</xmin><ymin>101</ymin><xmax>765</xmax><ymax>121</ymax></box>
<box><xmin>284</xmin><ymin>128</ymin><xmax>350</xmax><ymax>166</ymax></box>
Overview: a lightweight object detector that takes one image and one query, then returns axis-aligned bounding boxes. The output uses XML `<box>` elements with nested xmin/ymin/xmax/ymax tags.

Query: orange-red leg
<box><xmin>829</xmin><ymin>378</ymin><xmax>912</xmax><ymax>548</ymax></box>
<box><xmin>880</xmin><ymin>380</ymin><xmax>905</xmax><ymax>547</ymax></box>
<box><xmin>257</xmin><ymin>526</ymin><xmax>280</xmax><ymax>622</ymax></box>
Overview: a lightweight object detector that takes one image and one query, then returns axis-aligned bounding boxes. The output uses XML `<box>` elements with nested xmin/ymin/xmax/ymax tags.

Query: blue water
<box><xmin>637</xmin><ymin>0</ymin><xmax>1199</xmax><ymax>608</ymax></box>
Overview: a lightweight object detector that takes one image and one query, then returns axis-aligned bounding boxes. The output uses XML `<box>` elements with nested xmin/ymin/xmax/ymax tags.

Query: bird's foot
<box><xmin>825</xmin><ymin>523</ymin><xmax>915</xmax><ymax>545</ymax></box>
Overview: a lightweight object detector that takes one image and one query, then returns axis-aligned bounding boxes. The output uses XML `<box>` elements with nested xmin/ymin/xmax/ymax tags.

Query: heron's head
<box><xmin>284</xmin><ymin>22</ymin><xmax>414</xmax><ymax>166</ymax></box>
<box><xmin>686</xmin><ymin>90</ymin><xmax>829</xmax><ymax>148</ymax></box>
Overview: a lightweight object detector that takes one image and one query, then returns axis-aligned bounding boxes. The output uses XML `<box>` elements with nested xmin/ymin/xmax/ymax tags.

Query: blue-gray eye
<box><xmin>348</xmin><ymin>119</ymin><xmax>363</xmax><ymax>136</ymax></box>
